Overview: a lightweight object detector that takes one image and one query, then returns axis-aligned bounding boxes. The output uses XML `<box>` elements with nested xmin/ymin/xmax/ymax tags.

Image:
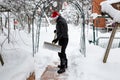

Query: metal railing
<box><xmin>96</xmin><ymin>37</ymin><xmax>120</xmax><ymax>48</ymax></box>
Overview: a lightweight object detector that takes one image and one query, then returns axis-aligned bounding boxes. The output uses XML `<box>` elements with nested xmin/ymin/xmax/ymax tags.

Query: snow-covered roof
<box><xmin>100</xmin><ymin>0</ymin><xmax>120</xmax><ymax>23</ymax></box>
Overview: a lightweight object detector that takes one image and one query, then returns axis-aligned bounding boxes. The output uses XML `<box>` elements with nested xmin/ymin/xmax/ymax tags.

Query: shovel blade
<box><xmin>43</xmin><ymin>41</ymin><xmax>61</xmax><ymax>52</ymax></box>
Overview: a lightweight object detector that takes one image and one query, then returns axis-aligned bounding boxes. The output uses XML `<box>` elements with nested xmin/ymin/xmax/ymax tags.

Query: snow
<box><xmin>0</xmin><ymin>1</ymin><xmax>120</xmax><ymax>80</ymax></box>
<box><xmin>100</xmin><ymin>0</ymin><xmax>120</xmax><ymax>23</ymax></box>
<box><xmin>0</xmin><ymin>29</ymin><xmax>34</xmax><ymax>80</ymax></box>
<box><xmin>1</xmin><ymin>23</ymin><xmax>120</xmax><ymax>80</ymax></box>
<box><xmin>90</xmin><ymin>13</ymin><xmax>101</xmax><ymax>19</ymax></box>
<box><xmin>34</xmin><ymin>24</ymin><xmax>120</xmax><ymax>80</ymax></box>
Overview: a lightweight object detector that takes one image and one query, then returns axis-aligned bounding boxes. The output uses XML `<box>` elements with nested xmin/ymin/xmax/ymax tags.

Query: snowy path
<box><xmin>1</xmin><ymin>24</ymin><xmax>119</xmax><ymax>80</ymax></box>
<box><xmin>35</xmin><ymin>24</ymin><xmax>120</xmax><ymax>80</ymax></box>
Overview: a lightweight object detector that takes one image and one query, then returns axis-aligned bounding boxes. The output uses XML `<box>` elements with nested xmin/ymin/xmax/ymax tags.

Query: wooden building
<box><xmin>92</xmin><ymin>0</ymin><xmax>106</xmax><ymax>28</ymax></box>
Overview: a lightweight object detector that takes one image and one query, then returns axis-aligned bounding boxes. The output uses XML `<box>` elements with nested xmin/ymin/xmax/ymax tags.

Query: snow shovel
<box><xmin>43</xmin><ymin>33</ymin><xmax>61</xmax><ymax>52</ymax></box>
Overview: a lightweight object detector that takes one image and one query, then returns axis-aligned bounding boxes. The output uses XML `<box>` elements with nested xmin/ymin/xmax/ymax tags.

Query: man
<box><xmin>51</xmin><ymin>11</ymin><xmax>69</xmax><ymax>74</ymax></box>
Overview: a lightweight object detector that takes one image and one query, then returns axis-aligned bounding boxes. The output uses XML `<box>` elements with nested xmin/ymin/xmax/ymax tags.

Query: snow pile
<box><xmin>100</xmin><ymin>0</ymin><xmax>120</xmax><ymax>23</ymax></box>
<box><xmin>0</xmin><ymin>29</ymin><xmax>34</xmax><ymax>80</ymax></box>
<box><xmin>0</xmin><ymin>50</ymin><xmax>34</xmax><ymax>80</ymax></box>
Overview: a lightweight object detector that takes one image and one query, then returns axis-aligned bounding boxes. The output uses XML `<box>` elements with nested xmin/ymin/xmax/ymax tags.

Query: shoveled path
<box><xmin>41</xmin><ymin>65</ymin><xmax>68</xmax><ymax>80</ymax></box>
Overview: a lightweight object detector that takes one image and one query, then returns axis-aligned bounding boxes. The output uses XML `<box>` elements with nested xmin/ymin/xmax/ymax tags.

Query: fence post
<box><xmin>103</xmin><ymin>23</ymin><xmax>118</xmax><ymax>63</ymax></box>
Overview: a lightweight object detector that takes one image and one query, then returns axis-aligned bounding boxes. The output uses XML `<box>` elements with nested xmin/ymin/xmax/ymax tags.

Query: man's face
<box><xmin>53</xmin><ymin>16</ymin><xmax>58</xmax><ymax>22</ymax></box>
<box><xmin>51</xmin><ymin>18</ymin><xmax>56</xmax><ymax>24</ymax></box>
<box><xmin>51</xmin><ymin>16</ymin><xmax>58</xmax><ymax>24</ymax></box>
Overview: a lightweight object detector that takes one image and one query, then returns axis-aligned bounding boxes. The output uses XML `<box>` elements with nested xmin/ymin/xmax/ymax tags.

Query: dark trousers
<box><xmin>58</xmin><ymin>38</ymin><xmax>68</xmax><ymax>60</ymax></box>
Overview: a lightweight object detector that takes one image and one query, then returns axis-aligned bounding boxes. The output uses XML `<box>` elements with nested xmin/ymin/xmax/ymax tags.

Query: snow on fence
<box><xmin>96</xmin><ymin>37</ymin><xmax>120</xmax><ymax>48</ymax></box>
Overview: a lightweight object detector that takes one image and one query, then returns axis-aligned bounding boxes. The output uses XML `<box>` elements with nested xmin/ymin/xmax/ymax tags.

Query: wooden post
<box><xmin>27</xmin><ymin>72</ymin><xmax>35</xmax><ymax>80</ymax></box>
<box><xmin>103</xmin><ymin>23</ymin><xmax>119</xmax><ymax>63</ymax></box>
<box><xmin>0</xmin><ymin>53</ymin><xmax>4</xmax><ymax>66</ymax></box>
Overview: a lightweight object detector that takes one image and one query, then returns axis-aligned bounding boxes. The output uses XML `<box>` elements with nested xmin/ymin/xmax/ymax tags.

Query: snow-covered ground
<box><xmin>0</xmin><ymin>29</ymin><xmax>34</xmax><ymax>80</ymax></box>
<box><xmin>0</xmin><ymin>0</ymin><xmax>120</xmax><ymax>80</ymax></box>
<box><xmin>34</xmin><ymin>24</ymin><xmax>120</xmax><ymax>80</ymax></box>
<box><xmin>0</xmin><ymin>24</ymin><xmax>120</xmax><ymax>80</ymax></box>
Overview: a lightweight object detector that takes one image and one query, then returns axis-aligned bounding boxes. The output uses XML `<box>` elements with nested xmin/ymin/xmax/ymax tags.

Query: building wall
<box><xmin>92</xmin><ymin>0</ymin><xmax>106</xmax><ymax>28</ymax></box>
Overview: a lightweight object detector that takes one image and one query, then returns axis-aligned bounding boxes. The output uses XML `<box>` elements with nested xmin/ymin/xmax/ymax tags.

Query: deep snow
<box><xmin>0</xmin><ymin>24</ymin><xmax>120</xmax><ymax>80</ymax></box>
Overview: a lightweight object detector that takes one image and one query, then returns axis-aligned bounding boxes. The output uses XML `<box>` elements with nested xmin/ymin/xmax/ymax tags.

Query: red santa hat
<box><xmin>51</xmin><ymin>11</ymin><xmax>60</xmax><ymax>18</ymax></box>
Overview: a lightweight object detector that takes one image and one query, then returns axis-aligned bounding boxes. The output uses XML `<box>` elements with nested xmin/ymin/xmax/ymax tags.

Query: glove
<box><xmin>54</xmin><ymin>30</ymin><xmax>56</xmax><ymax>33</ymax></box>
<box><xmin>52</xmin><ymin>38</ymin><xmax>58</xmax><ymax>44</ymax></box>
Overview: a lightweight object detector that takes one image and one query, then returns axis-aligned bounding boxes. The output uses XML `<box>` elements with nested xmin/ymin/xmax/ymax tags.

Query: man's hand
<box><xmin>52</xmin><ymin>39</ymin><xmax>58</xmax><ymax>44</ymax></box>
<box><xmin>54</xmin><ymin>30</ymin><xmax>56</xmax><ymax>33</ymax></box>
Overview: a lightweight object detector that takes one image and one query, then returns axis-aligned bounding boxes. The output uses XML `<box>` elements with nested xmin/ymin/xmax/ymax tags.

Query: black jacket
<box><xmin>56</xmin><ymin>16</ymin><xmax>68</xmax><ymax>40</ymax></box>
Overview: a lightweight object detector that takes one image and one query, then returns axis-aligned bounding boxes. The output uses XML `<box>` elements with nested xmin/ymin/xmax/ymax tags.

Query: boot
<box><xmin>58</xmin><ymin>52</ymin><xmax>62</xmax><ymax>68</ymax></box>
<box><xmin>58</xmin><ymin>53</ymin><xmax>68</xmax><ymax>68</ymax></box>
<box><xmin>58</xmin><ymin>59</ymin><xmax>67</xmax><ymax>68</ymax></box>
<box><xmin>57</xmin><ymin>58</ymin><xmax>66</xmax><ymax>74</ymax></box>
<box><xmin>57</xmin><ymin>68</ymin><xmax>65</xmax><ymax>74</ymax></box>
